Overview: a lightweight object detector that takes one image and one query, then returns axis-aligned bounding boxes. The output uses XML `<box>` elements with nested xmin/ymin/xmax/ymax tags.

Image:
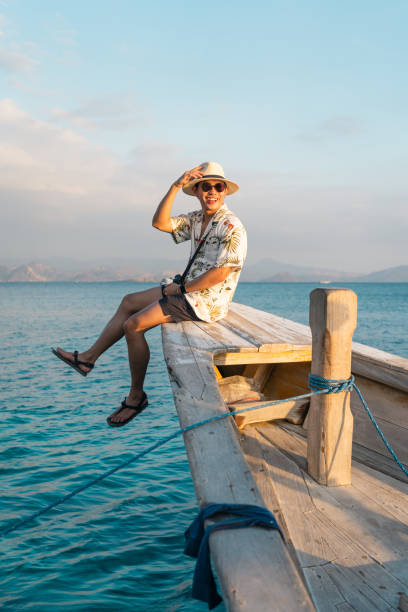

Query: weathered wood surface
<box><xmin>223</xmin><ymin>303</ymin><xmax>408</xmax><ymax>469</ymax></box>
<box><xmin>218</xmin><ymin>375</ymin><xmax>264</xmax><ymax>404</ymax></box>
<box><xmin>232</xmin><ymin>398</ymin><xmax>309</xmax><ymax>429</ymax></box>
<box><xmin>181</xmin><ymin>303</ymin><xmax>408</xmax><ymax>397</ymax></box>
<box><xmin>241</xmin><ymin>422</ymin><xmax>408</xmax><ymax>611</ymax></box>
<box><xmin>307</xmin><ymin>288</ymin><xmax>357</xmax><ymax>486</ymax></box>
<box><xmin>162</xmin><ymin>321</ymin><xmax>313</xmax><ymax>611</ymax></box>
<box><xmin>162</xmin><ymin>300</ymin><xmax>408</xmax><ymax>610</ymax></box>
<box><xmin>282</xmin><ymin>420</ymin><xmax>408</xmax><ymax>484</ymax></box>
<box><xmin>214</xmin><ymin>345</ymin><xmax>312</xmax><ymax>365</ymax></box>
<box><xmin>226</xmin><ymin>303</ymin><xmax>408</xmax><ymax>392</ymax></box>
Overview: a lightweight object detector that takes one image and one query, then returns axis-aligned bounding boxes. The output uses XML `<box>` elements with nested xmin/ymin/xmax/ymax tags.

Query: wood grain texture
<box><xmin>193</xmin><ymin>319</ymin><xmax>259</xmax><ymax>352</ymax></box>
<box><xmin>162</xmin><ymin>323</ymin><xmax>314</xmax><ymax>611</ymax></box>
<box><xmin>307</xmin><ymin>288</ymin><xmax>357</xmax><ymax>486</ymax></box>
<box><xmin>214</xmin><ymin>346</ymin><xmax>312</xmax><ymax>365</ymax></box>
<box><xmin>162</xmin><ymin>300</ymin><xmax>408</xmax><ymax>611</ymax></box>
<box><xmin>281</xmin><ymin>421</ymin><xmax>408</xmax><ymax>484</ymax></box>
<box><xmin>399</xmin><ymin>593</ymin><xmax>408</xmax><ymax>612</ymax></box>
<box><xmin>228</xmin><ymin>302</ymin><xmax>408</xmax><ymax>394</ymax></box>
<box><xmin>233</xmin><ymin>398</ymin><xmax>309</xmax><ymax>429</ymax></box>
<box><xmin>242</xmin><ymin>422</ymin><xmax>408</xmax><ymax>611</ymax></box>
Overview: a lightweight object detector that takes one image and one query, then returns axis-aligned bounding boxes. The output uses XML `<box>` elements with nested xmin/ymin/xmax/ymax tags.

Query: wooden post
<box><xmin>307</xmin><ymin>288</ymin><xmax>357</xmax><ymax>486</ymax></box>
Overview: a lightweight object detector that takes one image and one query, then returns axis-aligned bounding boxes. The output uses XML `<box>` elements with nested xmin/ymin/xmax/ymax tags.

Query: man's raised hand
<box><xmin>174</xmin><ymin>165</ymin><xmax>204</xmax><ymax>188</ymax></box>
<box><xmin>153</xmin><ymin>164</ymin><xmax>204</xmax><ymax>233</ymax></box>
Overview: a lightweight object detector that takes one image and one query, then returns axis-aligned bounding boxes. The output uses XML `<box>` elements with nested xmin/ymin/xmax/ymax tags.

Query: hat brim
<box><xmin>182</xmin><ymin>175</ymin><xmax>239</xmax><ymax>196</ymax></box>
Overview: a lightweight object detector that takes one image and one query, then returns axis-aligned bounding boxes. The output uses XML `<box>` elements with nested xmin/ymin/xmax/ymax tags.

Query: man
<box><xmin>52</xmin><ymin>162</ymin><xmax>247</xmax><ymax>427</ymax></box>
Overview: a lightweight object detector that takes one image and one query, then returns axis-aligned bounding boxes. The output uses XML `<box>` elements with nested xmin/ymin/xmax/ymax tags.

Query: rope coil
<box><xmin>308</xmin><ymin>374</ymin><xmax>355</xmax><ymax>393</ymax></box>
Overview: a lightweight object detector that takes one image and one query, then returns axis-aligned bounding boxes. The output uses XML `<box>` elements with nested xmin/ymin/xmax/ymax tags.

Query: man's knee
<box><xmin>120</xmin><ymin>293</ymin><xmax>140</xmax><ymax>314</ymax></box>
<box><xmin>123</xmin><ymin>316</ymin><xmax>142</xmax><ymax>336</ymax></box>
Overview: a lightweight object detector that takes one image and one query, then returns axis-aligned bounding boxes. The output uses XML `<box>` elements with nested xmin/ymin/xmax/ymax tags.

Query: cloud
<box><xmin>0</xmin><ymin>47</ymin><xmax>37</xmax><ymax>73</ymax></box>
<box><xmin>8</xmin><ymin>76</ymin><xmax>56</xmax><ymax>95</ymax></box>
<box><xmin>0</xmin><ymin>13</ymin><xmax>39</xmax><ymax>73</ymax></box>
<box><xmin>299</xmin><ymin>115</ymin><xmax>364</xmax><ymax>142</ymax></box>
<box><xmin>0</xmin><ymin>98</ymin><xmax>117</xmax><ymax>197</ymax></box>
<box><xmin>0</xmin><ymin>98</ymin><xmax>194</xmax><ymax>261</ymax></box>
<box><xmin>0</xmin><ymin>97</ymin><xmax>188</xmax><ymax>216</ymax></box>
<box><xmin>50</xmin><ymin>92</ymin><xmax>148</xmax><ymax>131</ymax></box>
<box><xmin>0</xmin><ymin>99</ymin><xmax>405</xmax><ymax>273</ymax></box>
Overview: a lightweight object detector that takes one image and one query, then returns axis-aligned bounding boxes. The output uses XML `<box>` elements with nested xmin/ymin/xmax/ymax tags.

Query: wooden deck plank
<box><xmin>351</xmin><ymin>442</ymin><xmax>408</xmax><ymax>483</ymax></box>
<box><xmin>304</xmin><ymin>508</ymin><xmax>408</xmax><ymax>607</ymax></box>
<box><xmin>229</xmin><ymin>303</ymin><xmax>313</xmax><ymax>345</ymax></box>
<box><xmin>160</xmin><ymin>320</ymin><xmax>215</xmax><ymax>351</ymax></box>
<box><xmin>242</xmin><ymin>427</ymin><xmax>336</xmax><ymax>569</ymax></box>
<box><xmin>162</xmin><ymin>323</ymin><xmax>314</xmax><ymax>611</ymax></box>
<box><xmin>163</xmin><ymin>302</ymin><xmax>408</xmax><ymax>610</ymax></box>
<box><xmin>214</xmin><ymin>346</ymin><xmax>312</xmax><ymax>366</ymax></box>
<box><xmin>340</xmin><ymin>556</ymin><xmax>407</xmax><ymax>609</ymax></box>
<box><xmin>351</xmin><ymin>341</ymin><xmax>408</xmax><ymax>394</ymax></box>
<box><xmin>221</xmin><ymin>311</ymin><xmax>272</xmax><ymax>348</ymax></box>
<box><xmin>351</xmin><ymin>376</ymin><xmax>408</xmax><ymax>426</ymax></box>
<box><xmin>181</xmin><ymin>320</ymin><xmax>229</xmax><ymax>351</ymax></box>
<box><xmin>303</xmin><ymin>470</ymin><xmax>408</xmax><ymax>564</ymax></box>
<box><xmin>233</xmin><ymin>398</ymin><xmax>308</xmax><ymax>429</ymax></box>
<box><xmin>223</xmin><ymin>308</ymin><xmax>309</xmax><ymax>351</ymax></box>
<box><xmin>281</xmin><ymin>420</ymin><xmax>408</xmax><ymax>484</ymax></box>
<box><xmin>192</xmin><ymin>319</ymin><xmax>259</xmax><ymax>352</ymax></box>
<box><xmin>335</xmin><ymin>603</ymin><xmax>355</xmax><ymax>611</ymax></box>
<box><xmin>350</xmin><ymin>462</ymin><xmax>408</xmax><ymax>516</ymax></box>
<box><xmin>249</xmin><ymin>424</ymin><xmax>408</xmax><ymax>609</ymax></box>
<box><xmin>324</xmin><ymin>563</ymin><xmax>397</xmax><ymax>612</ymax></box>
<box><xmin>256</xmin><ymin>421</ymin><xmax>309</xmax><ymax>470</ymax></box>
<box><xmin>303</xmin><ymin>566</ymin><xmax>347</xmax><ymax>612</ymax></box>
<box><xmin>229</xmin><ymin>302</ymin><xmax>408</xmax><ymax>393</ymax></box>
<box><xmin>241</xmin><ymin>424</ymin><xmax>407</xmax><ymax>611</ymax></box>
<box><xmin>352</xmin><ymin>410</ymin><xmax>408</xmax><ymax>464</ymax></box>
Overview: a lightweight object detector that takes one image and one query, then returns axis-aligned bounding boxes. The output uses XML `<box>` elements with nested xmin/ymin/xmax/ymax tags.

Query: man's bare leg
<box><xmin>55</xmin><ymin>286</ymin><xmax>163</xmax><ymax>374</ymax></box>
<box><xmin>108</xmin><ymin>301</ymin><xmax>173</xmax><ymax>424</ymax></box>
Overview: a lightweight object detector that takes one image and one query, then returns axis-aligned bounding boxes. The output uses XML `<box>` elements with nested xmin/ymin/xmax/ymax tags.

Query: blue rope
<box><xmin>0</xmin><ymin>390</ymin><xmax>322</xmax><ymax>538</ymax></box>
<box><xmin>308</xmin><ymin>374</ymin><xmax>355</xmax><ymax>394</ymax></box>
<box><xmin>309</xmin><ymin>374</ymin><xmax>408</xmax><ymax>478</ymax></box>
<box><xmin>2</xmin><ymin>375</ymin><xmax>407</xmax><ymax>538</ymax></box>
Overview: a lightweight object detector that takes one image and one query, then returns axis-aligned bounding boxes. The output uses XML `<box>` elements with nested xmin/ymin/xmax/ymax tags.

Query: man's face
<box><xmin>194</xmin><ymin>180</ymin><xmax>227</xmax><ymax>216</ymax></box>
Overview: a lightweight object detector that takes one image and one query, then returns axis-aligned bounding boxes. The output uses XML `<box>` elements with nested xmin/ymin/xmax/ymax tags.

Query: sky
<box><xmin>0</xmin><ymin>0</ymin><xmax>407</xmax><ymax>273</ymax></box>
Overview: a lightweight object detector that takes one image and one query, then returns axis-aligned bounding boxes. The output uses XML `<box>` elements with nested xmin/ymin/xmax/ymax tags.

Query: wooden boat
<box><xmin>162</xmin><ymin>288</ymin><xmax>408</xmax><ymax>611</ymax></box>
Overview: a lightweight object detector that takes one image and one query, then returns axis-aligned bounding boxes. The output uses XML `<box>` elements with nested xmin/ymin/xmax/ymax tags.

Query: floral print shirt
<box><xmin>170</xmin><ymin>204</ymin><xmax>247</xmax><ymax>322</ymax></box>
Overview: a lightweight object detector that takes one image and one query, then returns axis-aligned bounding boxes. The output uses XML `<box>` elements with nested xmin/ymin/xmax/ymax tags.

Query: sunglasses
<box><xmin>199</xmin><ymin>181</ymin><xmax>226</xmax><ymax>193</ymax></box>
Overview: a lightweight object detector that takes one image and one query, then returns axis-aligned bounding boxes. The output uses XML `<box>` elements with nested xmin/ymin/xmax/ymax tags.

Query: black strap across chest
<box><xmin>180</xmin><ymin>219</ymin><xmax>218</xmax><ymax>283</ymax></box>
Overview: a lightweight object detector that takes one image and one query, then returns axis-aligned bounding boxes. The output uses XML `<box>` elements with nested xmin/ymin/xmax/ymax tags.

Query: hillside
<box><xmin>351</xmin><ymin>265</ymin><xmax>408</xmax><ymax>282</ymax></box>
<box><xmin>0</xmin><ymin>260</ymin><xmax>406</xmax><ymax>283</ymax></box>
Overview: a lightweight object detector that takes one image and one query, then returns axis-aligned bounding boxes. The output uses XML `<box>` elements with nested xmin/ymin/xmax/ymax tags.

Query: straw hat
<box><xmin>182</xmin><ymin>161</ymin><xmax>239</xmax><ymax>196</ymax></box>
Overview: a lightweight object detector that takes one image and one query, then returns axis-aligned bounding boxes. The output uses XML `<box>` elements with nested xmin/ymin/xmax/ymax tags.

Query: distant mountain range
<box><xmin>0</xmin><ymin>259</ymin><xmax>407</xmax><ymax>283</ymax></box>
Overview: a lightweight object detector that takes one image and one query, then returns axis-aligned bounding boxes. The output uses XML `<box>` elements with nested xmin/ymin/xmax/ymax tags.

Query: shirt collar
<box><xmin>200</xmin><ymin>203</ymin><xmax>229</xmax><ymax>223</ymax></box>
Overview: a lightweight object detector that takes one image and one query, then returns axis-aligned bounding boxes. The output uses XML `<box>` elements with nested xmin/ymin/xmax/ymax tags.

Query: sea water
<box><xmin>1</xmin><ymin>282</ymin><xmax>407</xmax><ymax>611</ymax></box>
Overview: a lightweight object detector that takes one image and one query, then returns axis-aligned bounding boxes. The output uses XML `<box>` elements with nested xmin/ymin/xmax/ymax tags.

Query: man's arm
<box><xmin>152</xmin><ymin>165</ymin><xmax>204</xmax><ymax>233</ymax></box>
<box><xmin>164</xmin><ymin>266</ymin><xmax>234</xmax><ymax>296</ymax></box>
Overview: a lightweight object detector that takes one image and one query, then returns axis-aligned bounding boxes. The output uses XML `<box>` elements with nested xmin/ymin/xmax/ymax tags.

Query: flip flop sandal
<box><xmin>107</xmin><ymin>393</ymin><xmax>148</xmax><ymax>427</ymax></box>
<box><xmin>52</xmin><ymin>348</ymin><xmax>94</xmax><ymax>377</ymax></box>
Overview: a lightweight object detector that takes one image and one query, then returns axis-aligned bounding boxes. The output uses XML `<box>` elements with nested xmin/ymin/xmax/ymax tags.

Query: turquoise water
<box><xmin>1</xmin><ymin>282</ymin><xmax>407</xmax><ymax>611</ymax></box>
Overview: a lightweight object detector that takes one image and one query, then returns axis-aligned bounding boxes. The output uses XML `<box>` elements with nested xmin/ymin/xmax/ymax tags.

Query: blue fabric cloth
<box><xmin>184</xmin><ymin>503</ymin><xmax>282</xmax><ymax>609</ymax></box>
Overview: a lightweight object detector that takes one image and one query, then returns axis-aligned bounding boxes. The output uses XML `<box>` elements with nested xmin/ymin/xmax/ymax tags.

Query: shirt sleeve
<box><xmin>170</xmin><ymin>214</ymin><xmax>192</xmax><ymax>244</ymax></box>
<box><xmin>214</xmin><ymin>221</ymin><xmax>247</xmax><ymax>269</ymax></box>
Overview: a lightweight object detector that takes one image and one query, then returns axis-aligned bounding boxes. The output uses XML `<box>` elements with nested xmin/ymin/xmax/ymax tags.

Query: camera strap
<box><xmin>180</xmin><ymin>220</ymin><xmax>217</xmax><ymax>283</ymax></box>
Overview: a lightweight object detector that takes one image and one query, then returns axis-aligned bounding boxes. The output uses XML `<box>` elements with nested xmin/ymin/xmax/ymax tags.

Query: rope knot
<box><xmin>308</xmin><ymin>374</ymin><xmax>355</xmax><ymax>394</ymax></box>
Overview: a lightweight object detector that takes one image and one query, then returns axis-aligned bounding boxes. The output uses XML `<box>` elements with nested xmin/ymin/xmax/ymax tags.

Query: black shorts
<box><xmin>159</xmin><ymin>294</ymin><xmax>201</xmax><ymax>323</ymax></box>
